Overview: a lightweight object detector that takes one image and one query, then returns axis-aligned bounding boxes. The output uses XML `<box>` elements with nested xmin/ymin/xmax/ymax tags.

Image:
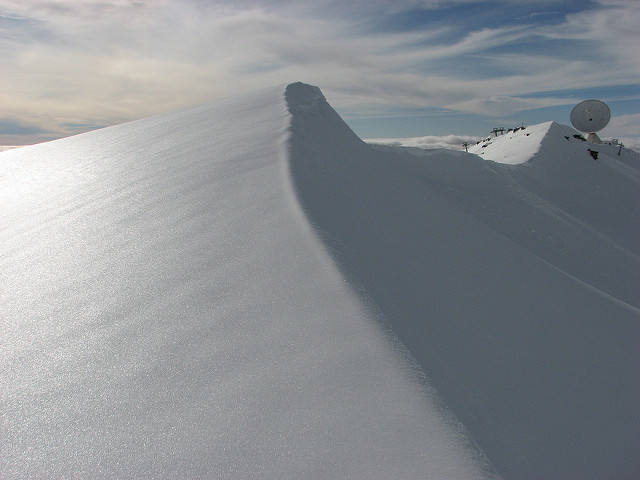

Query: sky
<box><xmin>1</xmin><ymin>0</ymin><xmax>639</xmax><ymax>149</ymax></box>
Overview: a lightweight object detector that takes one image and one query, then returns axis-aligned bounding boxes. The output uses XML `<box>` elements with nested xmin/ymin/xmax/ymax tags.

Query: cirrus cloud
<box><xmin>0</xmin><ymin>0</ymin><xmax>638</xmax><ymax>143</ymax></box>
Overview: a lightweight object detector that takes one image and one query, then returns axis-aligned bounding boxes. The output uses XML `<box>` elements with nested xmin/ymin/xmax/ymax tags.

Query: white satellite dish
<box><xmin>570</xmin><ymin>99</ymin><xmax>610</xmax><ymax>144</ymax></box>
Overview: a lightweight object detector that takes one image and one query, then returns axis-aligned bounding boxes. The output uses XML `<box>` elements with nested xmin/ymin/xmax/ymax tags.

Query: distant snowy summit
<box><xmin>468</xmin><ymin>120</ymin><xmax>637</xmax><ymax>165</ymax></box>
<box><xmin>468</xmin><ymin>121</ymin><xmax>556</xmax><ymax>164</ymax></box>
<box><xmin>368</xmin><ymin>120</ymin><xmax>638</xmax><ymax>166</ymax></box>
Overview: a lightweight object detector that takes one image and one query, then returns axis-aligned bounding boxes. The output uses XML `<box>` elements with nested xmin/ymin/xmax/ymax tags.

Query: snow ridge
<box><xmin>285</xmin><ymin>83</ymin><xmax>640</xmax><ymax>480</ymax></box>
<box><xmin>1</xmin><ymin>84</ymin><xmax>494</xmax><ymax>479</ymax></box>
<box><xmin>2</xmin><ymin>82</ymin><xmax>639</xmax><ymax>480</ymax></box>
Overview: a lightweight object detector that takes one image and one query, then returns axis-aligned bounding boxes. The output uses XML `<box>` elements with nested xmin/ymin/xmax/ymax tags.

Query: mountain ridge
<box><xmin>2</xmin><ymin>82</ymin><xmax>639</xmax><ymax>479</ymax></box>
<box><xmin>1</xmin><ymin>83</ymin><xmax>494</xmax><ymax>480</ymax></box>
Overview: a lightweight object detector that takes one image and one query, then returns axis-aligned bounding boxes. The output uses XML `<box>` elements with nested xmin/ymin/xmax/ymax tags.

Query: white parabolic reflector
<box><xmin>570</xmin><ymin>99</ymin><xmax>611</xmax><ymax>133</ymax></box>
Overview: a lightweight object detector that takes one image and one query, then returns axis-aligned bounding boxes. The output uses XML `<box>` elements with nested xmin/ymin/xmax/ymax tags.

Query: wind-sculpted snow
<box><xmin>1</xmin><ymin>86</ymin><xmax>493</xmax><ymax>479</ymax></box>
<box><xmin>3</xmin><ymin>82</ymin><xmax>639</xmax><ymax>480</ymax></box>
<box><xmin>286</xmin><ymin>83</ymin><xmax>640</xmax><ymax>479</ymax></box>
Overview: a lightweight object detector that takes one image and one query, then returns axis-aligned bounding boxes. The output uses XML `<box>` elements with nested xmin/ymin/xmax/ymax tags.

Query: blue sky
<box><xmin>1</xmin><ymin>0</ymin><xmax>639</xmax><ymax>148</ymax></box>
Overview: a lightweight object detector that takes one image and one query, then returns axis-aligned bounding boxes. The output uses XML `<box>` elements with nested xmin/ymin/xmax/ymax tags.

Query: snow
<box><xmin>286</xmin><ymin>84</ymin><xmax>640</xmax><ymax>479</ymax></box>
<box><xmin>1</xmin><ymin>85</ymin><xmax>493</xmax><ymax>479</ymax></box>
<box><xmin>468</xmin><ymin>122</ymin><xmax>552</xmax><ymax>164</ymax></box>
<box><xmin>3</xmin><ymin>82</ymin><xmax>640</xmax><ymax>479</ymax></box>
<box><xmin>467</xmin><ymin>120</ymin><xmax>640</xmax><ymax>167</ymax></box>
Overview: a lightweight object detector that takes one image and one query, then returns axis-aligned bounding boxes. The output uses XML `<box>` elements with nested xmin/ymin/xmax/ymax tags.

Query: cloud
<box><xmin>447</xmin><ymin>95</ymin><xmax>579</xmax><ymax>116</ymax></box>
<box><xmin>0</xmin><ymin>118</ymin><xmax>47</xmax><ymax>135</ymax></box>
<box><xmin>366</xmin><ymin>133</ymin><xmax>480</xmax><ymax>150</ymax></box>
<box><xmin>539</xmin><ymin>0</ymin><xmax>640</xmax><ymax>75</ymax></box>
<box><xmin>621</xmin><ymin>139</ymin><xmax>640</xmax><ymax>153</ymax></box>
<box><xmin>0</xmin><ymin>0</ymin><xmax>638</xmax><ymax>144</ymax></box>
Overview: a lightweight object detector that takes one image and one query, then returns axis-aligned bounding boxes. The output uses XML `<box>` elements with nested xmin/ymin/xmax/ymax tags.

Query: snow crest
<box><xmin>285</xmin><ymin>84</ymin><xmax>640</xmax><ymax>480</ymax></box>
<box><xmin>2</xmin><ymin>82</ymin><xmax>639</xmax><ymax>480</ymax></box>
<box><xmin>1</xmin><ymin>84</ymin><xmax>494</xmax><ymax>479</ymax></box>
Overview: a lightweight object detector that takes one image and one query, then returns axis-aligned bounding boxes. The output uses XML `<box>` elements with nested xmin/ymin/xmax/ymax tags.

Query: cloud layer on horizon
<box><xmin>1</xmin><ymin>0</ymin><xmax>639</xmax><ymax>144</ymax></box>
<box><xmin>366</xmin><ymin>134</ymin><xmax>480</xmax><ymax>151</ymax></box>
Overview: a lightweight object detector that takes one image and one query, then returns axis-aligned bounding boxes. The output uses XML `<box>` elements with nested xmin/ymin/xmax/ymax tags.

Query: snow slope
<box><xmin>467</xmin><ymin>120</ymin><xmax>639</xmax><ymax>166</ymax></box>
<box><xmin>287</xmin><ymin>84</ymin><xmax>640</xmax><ymax>480</ymax></box>
<box><xmin>1</xmin><ymin>86</ymin><xmax>493</xmax><ymax>479</ymax></box>
<box><xmin>468</xmin><ymin>122</ymin><xmax>552</xmax><ymax>164</ymax></box>
<box><xmin>3</xmin><ymin>82</ymin><xmax>640</xmax><ymax>479</ymax></box>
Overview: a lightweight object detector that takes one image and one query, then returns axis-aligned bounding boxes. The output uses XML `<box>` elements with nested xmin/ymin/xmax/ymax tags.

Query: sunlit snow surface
<box><xmin>1</xmin><ymin>86</ymin><xmax>493</xmax><ymax>479</ymax></box>
<box><xmin>3</xmin><ymin>83</ymin><xmax>640</xmax><ymax>479</ymax></box>
<box><xmin>468</xmin><ymin>122</ymin><xmax>552</xmax><ymax>164</ymax></box>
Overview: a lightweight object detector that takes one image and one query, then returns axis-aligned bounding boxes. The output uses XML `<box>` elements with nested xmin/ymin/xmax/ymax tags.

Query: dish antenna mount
<box><xmin>570</xmin><ymin>99</ymin><xmax>610</xmax><ymax>144</ymax></box>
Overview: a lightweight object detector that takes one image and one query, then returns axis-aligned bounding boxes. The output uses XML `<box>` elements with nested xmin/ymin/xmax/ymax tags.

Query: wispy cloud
<box><xmin>0</xmin><ymin>0</ymin><xmax>638</xmax><ymax>143</ymax></box>
<box><xmin>447</xmin><ymin>95</ymin><xmax>579</xmax><ymax>117</ymax></box>
<box><xmin>539</xmin><ymin>0</ymin><xmax>640</xmax><ymax>74</ymax></box>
